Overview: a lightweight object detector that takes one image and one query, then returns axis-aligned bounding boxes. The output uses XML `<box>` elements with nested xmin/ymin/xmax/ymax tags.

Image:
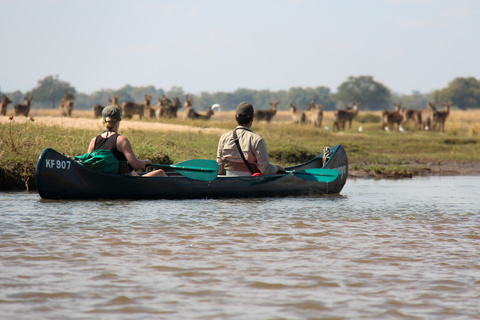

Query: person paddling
<box><xmin>87</xmin><ymin>105</ymin><xmax>166</xmax><ymax>177</ymax></box>
<box><xmin>216</xmin><ymin>102</ymin><xmax>284</xmax><ymax>176</ymax></box>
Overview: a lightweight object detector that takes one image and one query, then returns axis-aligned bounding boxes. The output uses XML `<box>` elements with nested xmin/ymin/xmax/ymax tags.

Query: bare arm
<box><xmin>87</xmin><ymin>138</ymin><xmax>96</xmax><ymax>153</ymax></box>
<box><xmin>116</xmin><ymin>135</ymin><xmax>150</xmax><ymax>169</ymax></box>
<box><xmin>216</xmin><ymin>136</ymin><xmax>226</xmax><ymax>175</ymax></box>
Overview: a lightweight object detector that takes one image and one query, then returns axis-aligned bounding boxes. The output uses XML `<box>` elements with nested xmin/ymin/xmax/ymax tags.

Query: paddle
<box><xmin>148</xmin><ymin>159</ymin><xmax>218</xmax><ymax>181</ymax></box>
<box><xmin>282</xmin><ymin>168</ymin><xmax>339</xmax><ymax>182</ymax></box>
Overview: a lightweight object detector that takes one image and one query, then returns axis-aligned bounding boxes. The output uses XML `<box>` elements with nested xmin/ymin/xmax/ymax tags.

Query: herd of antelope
<box><xmin>1</xmin><ymin>91</ymin><xmax>75</xmax><ymax>118</ymax></box>
<box><xmin>381</xmin><ymin>102</ymin><xmax>451</xmax><ymax>132</ymax></box>
<box><xmin>91</xmin><ymin>94</ymin><xmax>217</xmax><ymax>120</ymax></box>
<box><xmin>1</xmin><ymin>91</ymin><xmax>451</xmax><ymax>132</ymax></box>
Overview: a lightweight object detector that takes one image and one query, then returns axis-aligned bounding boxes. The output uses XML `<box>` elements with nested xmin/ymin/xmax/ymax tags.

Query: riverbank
<box><xmin>1</xmin><ymin>110</ymin><xmax>480</xmax><ymax>191</ymax></box>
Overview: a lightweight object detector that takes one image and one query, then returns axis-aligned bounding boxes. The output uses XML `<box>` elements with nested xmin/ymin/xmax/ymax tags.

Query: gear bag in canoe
<box><xmin>74</xmin><ymin>149</ymin><xmax>119</xmax><ymax>174</ymax></box>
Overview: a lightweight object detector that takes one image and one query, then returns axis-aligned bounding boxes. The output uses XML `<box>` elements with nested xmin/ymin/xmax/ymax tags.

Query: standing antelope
<box><xmin>290</xmin><ymin>104</ymin><xmax>306</xmax><ymax>124</ymax></box>
<box><xmin>309</xmin><ymin>104</ymin><xmax>323</xmax><ymax>127</ymax></box>
<box><xmin>432</xmin><ymin>102</ymin><xmax>450</xmax><ymax>131</ymax></box>
<box><xmin>254</xmin><ymin>100</ymin><xmax>278</xmax><ymax>122</ymax></box>
<box><xmin>142</xmin><ymin>95</ymin><xmax>153</xmax><ymax>118</ymax></box>
<box><xmin>403</xmin><ymin>108</ymin><xmax>422</xmax><ymax>129</ymax></box>
<box><xmin>333</xmin><ymin>103</ymin><xmax>359</xmax><ymax>131</ymax></box>
<box><xmin>14</xmin><ymin>96</ymin><xmax>33</xmax><ymax>117</ymax></box>
<box><xmin>183</xmin><ymin>95</ymin><xmax>195</xmax><ymax>120</ymax></box>
<box><xmin>1</xmin><ymin>94</ymin><xmax>12</xmax><ymax>116</ymax></box>
<box><xmin>59</xmin><ymin>91</ymin><xmax>74</xmax><ymax>117</ymax></box>
<box><xmin>121</xmin><ymin>95</ymin><xmax>148</xmax><ymax>119</ymax></box>
<box><xmin>169</xmin><ymin>97</ymin><xmax>182</xmax><ymax>118</ymax></box>
<box><xmin>381</xmin><ymin>103</ymin><xmax>404</xmax><ymax>131</ymax></box>
<box><xmin>156</xmin><ymin>95</ymin><xmax>179</xmax><ymax>119</ymax></box>
<box><xmin>419</xmin><ymin>102</ymin><xmax>437</xmax><ymax>130</ymax></box>
<box><xmin>93</xmin><ymin>95</ymin><xmax>120</xmax><ymax>118</ymax></box>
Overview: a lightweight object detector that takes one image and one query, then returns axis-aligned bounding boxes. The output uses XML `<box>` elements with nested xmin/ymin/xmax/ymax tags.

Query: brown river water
<box><xmin>1</xmin><ymin>176</ymin><xmax>479</xmax><ymax>319</ymax></box>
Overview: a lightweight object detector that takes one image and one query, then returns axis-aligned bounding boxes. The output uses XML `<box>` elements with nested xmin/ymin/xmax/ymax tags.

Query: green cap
<box><xmin>236</xmin><ymin>102</ymin><xmax>254</xmax><ymax>118</ymax></box>
<box><xmin>102</xmin><ymin>105</ymin><xmax>122</xmax><ymax>121</ymax></box>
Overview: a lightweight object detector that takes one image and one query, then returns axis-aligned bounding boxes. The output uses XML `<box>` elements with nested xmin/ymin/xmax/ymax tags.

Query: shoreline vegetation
<box><xmin>1</xmin><ymin>109</ymin><xmax>480</xmax><ymax>191</ymax></box>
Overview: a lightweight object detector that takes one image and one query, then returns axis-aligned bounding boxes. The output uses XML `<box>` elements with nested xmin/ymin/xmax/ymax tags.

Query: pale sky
<box><xmin>1</xmin><ymin>0</ymin><xmax>478</xmax><ymax>96</ymax></box>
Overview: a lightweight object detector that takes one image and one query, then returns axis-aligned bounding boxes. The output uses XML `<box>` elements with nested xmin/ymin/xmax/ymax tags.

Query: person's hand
<box><xmin>276</xmin><ymin>165</ymin><xmax>285</xmax><ymax>173</ymax></box>
<box><xmin>143</xmin><ymin>159</ymin><xmax>152</xmax><ymax>167</ymax></box>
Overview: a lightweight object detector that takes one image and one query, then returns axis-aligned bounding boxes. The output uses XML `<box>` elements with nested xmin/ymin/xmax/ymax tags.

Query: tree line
<box><xmin>2</xmin><ymin>75</ymin><xmax>479</xmax><ymax>113</ymax></box>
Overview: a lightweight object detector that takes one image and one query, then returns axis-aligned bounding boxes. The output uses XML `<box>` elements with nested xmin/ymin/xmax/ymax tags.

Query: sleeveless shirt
<box><xmin>94</xmin><ymin>133</ymin><xmax>132</xmax><ymax>174</ymax></box>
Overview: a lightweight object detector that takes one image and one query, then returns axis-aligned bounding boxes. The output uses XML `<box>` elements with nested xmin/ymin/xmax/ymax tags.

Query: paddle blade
<box><xmin>287</xmin><ymin>168</ymin><xmax>339</xmax><ymax>182</ymax></box>
<box><xmin>150</xmin><ymin>159</ymin><xmax>218</xmax><ymax>181</ymax></box>
<box><xmin>173</xmin><ymin>159</ymin><xmax>219</xmax><ymax>181</ymax></box>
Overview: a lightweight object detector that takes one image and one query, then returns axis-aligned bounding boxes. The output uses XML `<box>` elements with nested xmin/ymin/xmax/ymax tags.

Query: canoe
<box><xmin>35</xmin><ymin>145</ymin><xmax>348</xmax><ymax>200</ymax></box>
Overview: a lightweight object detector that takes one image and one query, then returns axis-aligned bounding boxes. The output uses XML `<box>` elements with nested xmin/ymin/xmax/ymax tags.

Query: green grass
<box><xmin>1</xmin><ymin>117</ymin><xmax>480</xmax><ymax>190</ymax></box>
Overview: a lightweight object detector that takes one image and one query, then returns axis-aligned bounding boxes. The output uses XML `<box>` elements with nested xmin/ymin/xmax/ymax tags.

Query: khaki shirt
<box><xmin>216</xmin><ymin>126</ymin><xmax>279</xmax><ymax>175</ymax></box>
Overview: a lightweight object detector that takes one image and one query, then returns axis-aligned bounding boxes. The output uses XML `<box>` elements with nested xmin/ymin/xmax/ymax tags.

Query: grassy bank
<box><xmin>1</xmin><ymin>109</ymin><xmax>480</xmax><ymax>190</ymax></box>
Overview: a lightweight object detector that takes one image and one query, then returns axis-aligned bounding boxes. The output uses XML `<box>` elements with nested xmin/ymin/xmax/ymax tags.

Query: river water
<box><xmin>1</xmin><ymin>176</ymin><xmax>479</xmax><ymax>319</ymax></box>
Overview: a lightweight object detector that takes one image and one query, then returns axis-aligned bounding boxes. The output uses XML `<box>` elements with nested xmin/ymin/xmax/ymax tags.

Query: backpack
<box><xmin>74</xmin><ymin>149</ymin><xmax>119</xmax><ymax>174</ymax></box>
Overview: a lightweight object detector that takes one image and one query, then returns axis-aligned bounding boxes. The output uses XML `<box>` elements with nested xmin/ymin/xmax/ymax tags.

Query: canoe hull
<box><xmin>35</xmin><ymin>145</ymin><xmax>348</xmax><ymax>200</ymax></box>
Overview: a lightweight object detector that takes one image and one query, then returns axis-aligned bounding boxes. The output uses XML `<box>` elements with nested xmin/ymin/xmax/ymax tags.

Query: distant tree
<box><xmin>4</xmin><ymin>90</ymin><xmax>24</xmax><ymax>106</ymax></box>
<box><xmin>165</xmin><ymin>86</ymin><xmax>185</xmax><ymax>100</ymax></box>
<box><xmin>130</xmin><ymin>85</ymin><xmax>157</xmax><ymax>102</ymax></box>
<box><xmin>28</xmin><ymin>75</ymin><xmax>76</xmax><ymax>109</ymax></box>
<box><xmin>433</xmin><ymin>77</ymin><xmax>480</xmax><ymax>110</ymax></box>
<box><xmin>333</xmin><ymin>75</ymin><xmax>391</xmax><ymax>110</ymax></box>
<box><xmin>115</xmin><ymin>85</ymin><xmax>135</xmax><ymax>103</ymax></box>
<box><xmin>284</xmin><ymin>86</ymin><xmax>335</xmax><ymax>111</ymax></box>
<box><xmin>392</xmin><ymin>91</ymin><xmax>433</xmax><ymax>110</ymax></box>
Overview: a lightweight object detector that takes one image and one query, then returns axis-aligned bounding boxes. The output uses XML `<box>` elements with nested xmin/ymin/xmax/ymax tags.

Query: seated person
<box><xmin>88</xmin><ymin>105</ymin><xmax>166</xmax><ymax>177</ymax></box>
<box><xmin>216</xmin><ymin>102</ymin><xmax>284</xmax><ymax>176</ymax></box>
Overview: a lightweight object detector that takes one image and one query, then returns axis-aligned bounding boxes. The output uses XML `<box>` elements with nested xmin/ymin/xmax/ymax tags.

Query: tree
<box><xmin>433</xmin><ymin>77</ymin><xmax>480</xmax><ymax>110</ymax></box>
<box><xmin>28</xmin><ymin>75</ymin><xmax>76</xmax><ymax>109</ymax></box>
<box><xmin>392</xmin><ymin>91</ymin><xmax>432</xmax><ymax>110</ymax></box>
<box><xmin>333</xmin><ymin>76</ymin><xmax>391</xmax><ymax>110</ymax></box>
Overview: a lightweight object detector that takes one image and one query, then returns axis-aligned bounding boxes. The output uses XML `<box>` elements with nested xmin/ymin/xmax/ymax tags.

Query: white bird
<box><xmin>358</xmin><ymin>126</ymin><xmax>363</xmax><ymax>132</ymax></box>
<box><xmin>399</xmin><ymin>125</ymin><xmax>407</xmax><ymax>134</ymax></box>
<box><xmin>211</xmin><ymin>104</ymin><xmax>221</xmax><ymax>112</ymax></box>
<box><xmin>384</xmin><ymin>126</ymin><xmax>390</xmax><ymax>132</ymax></box>
<box><xmin>324</xmin><ymin>125</ymin><xmax>330</xmax><ymax>131</ymax></box>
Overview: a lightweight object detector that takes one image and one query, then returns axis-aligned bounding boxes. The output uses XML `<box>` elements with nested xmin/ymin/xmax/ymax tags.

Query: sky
<box><xmin>1</xmin><ymin>0</ymin><xmax>479</xmax><ymax>96</ymax></box>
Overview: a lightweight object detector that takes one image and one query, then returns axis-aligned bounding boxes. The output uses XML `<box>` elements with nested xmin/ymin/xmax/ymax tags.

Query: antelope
<box><xmin>432</xmin><ymin>102</ymin><xmax>450</xmax><ymax>131</ymax></box>
<box><xmin>419</xmin><ymin>102</ymin><xmax>437</xmax><ymax>130</ymax></box>
<box><xmin>290</xmin><ymin>104</ymin><xmax>306</xmax><ymax>124</ymax></box>
<box><xmin>169</xmin><ymin>97</ymin><xmax>182</xmax><ymax>118</ymax></box>
<box><xmin>309</xmin><ymin>104</ymin><xmax>323</xmax><ymax>127</ymax></box>
<box><xmin>381</xmin><ymin>103</ymin><xmax>404</xmax><ymax>131</ymax></box>
<box><xmin>142</xmin><ymin>95</ymin><xmax>153</xmax><ymax>118</ymax></box>
<box><xmin>254</xmin><ymin>100</ymin><xmax>278</xmax><ymax>122</ymax></box>
<box><xmin>155</xmin><ymin>95</ymin><xmax>177</xmax><ymax>119</ymax></box>
<box><xmin>1</xmin><ymin>94</ymin><xmax>12</xmax><ymax>116</ymax></box>
<box><xmin>305</xmin><ymin>98</ymin><xmax>323</xmax><ymax>127</ymax></box>
<box><xmin>59</xmin><ymin>91</ymin><xmax>74</xmax><ymax>117</ymax></box>
<box><xmin>333</xmin><ymin>103</ymin><xmax>359</xmax><ymax>131</ymax></box>
<box><xmin>187</xmin><ymin>106</ymin><xmax>215</xmax><ymax>120</ymax></box>
<box><xmin>120</xmin><ymin>94</ymin><xmax>148</xmax><ymax>119</ymax></box>
<box><xmin>93</xmin><ymin>95</ymin><xmax>120</xmax><ymax>118</ymax></box>
<box><xmin>403</xmin><ymin>108</ymin><xmax>422</xmax><ymax>127</ymax></box>
<box><xmin>183</xmin><ymin>95</ymin><xmax>194</xmax><ymax>120</ymax></box>
<box><xmin>92</xmin><ymin>104</ymin><xmax>104</xmax><ymax>118</ymax></box>
<box><xmin>14</xmin><ymin>96</ymin><xmax>33</xmax><ymax>117</ymax></box>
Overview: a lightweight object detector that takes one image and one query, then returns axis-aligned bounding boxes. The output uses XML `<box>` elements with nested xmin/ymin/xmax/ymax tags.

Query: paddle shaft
<box><xmin>149</xmin><ymin>163</ymin><xmax>216</xmax><ymax>172</ymax></box>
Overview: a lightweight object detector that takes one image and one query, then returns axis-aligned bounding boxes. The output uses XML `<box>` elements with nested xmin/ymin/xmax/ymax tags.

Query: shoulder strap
<box><xmin>232</xmin><ymin>129</ymin><xmax>255</xmax><ymax>174</ymax></box>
